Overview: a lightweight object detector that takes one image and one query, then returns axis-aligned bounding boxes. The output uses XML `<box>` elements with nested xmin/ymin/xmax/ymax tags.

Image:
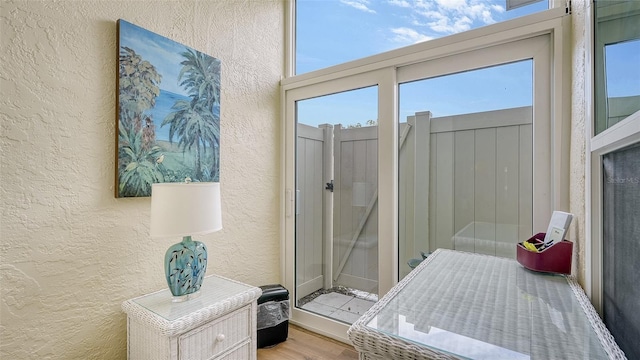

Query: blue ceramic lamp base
<box><xmin>165</xmin><ymin>236</ymin><xmax>207</xmax><ymax>302</ymax></box>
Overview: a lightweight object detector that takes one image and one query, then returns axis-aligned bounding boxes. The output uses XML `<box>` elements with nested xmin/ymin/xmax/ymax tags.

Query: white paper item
<box><xmin>544</xmin><ymin>211</ymin><xmax>573</xmax><ymax>245</ymax></box>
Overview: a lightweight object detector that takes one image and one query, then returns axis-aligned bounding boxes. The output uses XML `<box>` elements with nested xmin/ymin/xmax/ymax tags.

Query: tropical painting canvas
<box><xmin>116</xmin><ymin>19</ymin><xmax>220</xmax><ymax>197</ymax></box>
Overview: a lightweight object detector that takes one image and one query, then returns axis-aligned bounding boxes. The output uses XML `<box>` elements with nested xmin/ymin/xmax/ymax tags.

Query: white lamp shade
<box><xmin>150</xmin><ymin>182</ymin><xmax>222</xmax><ymax>238</ymax></box>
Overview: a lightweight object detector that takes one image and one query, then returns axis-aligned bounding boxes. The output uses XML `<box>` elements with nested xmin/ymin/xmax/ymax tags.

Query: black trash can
<box><xmin>257</xmin><ymin>284</ymin><xmax>289</xmax><ymax>348</ymax></box>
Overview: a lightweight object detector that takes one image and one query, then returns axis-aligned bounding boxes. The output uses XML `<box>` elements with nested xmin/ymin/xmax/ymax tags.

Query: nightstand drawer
<box><xmin>179</xmin><ymin>305</ymin><xmax>251</xmax><ymax>360</ymax></box>
<box><xmin>218</xmin><ymin>342</ymin><xmax>250</xmax><ymax>360</ymax></box>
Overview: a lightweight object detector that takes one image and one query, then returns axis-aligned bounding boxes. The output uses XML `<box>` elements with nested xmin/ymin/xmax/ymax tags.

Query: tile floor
<box><xmin>300</xmin><ymin>291</ymin><xmax>377</xmax><ymax>324</ymax></box>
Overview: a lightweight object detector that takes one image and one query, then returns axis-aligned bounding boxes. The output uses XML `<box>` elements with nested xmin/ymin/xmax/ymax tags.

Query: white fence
<box><xmin>296</xmin><ymin>106</ymin><xmax>534</xmax><ymax>295</ymax></box>
<box><xmin>427</xmin><ymin>107</ymin><xmax>533</xmax><ymax>276</ymax></box>
<box><xmin>296</xmin><ymin>124</ymin><xmax>330</xmax><ymax>301</ymax></box>
<box><xmin>333</xmin><ymin>124</ymin><xmax>379</xmax><ymax>294</ymax></box>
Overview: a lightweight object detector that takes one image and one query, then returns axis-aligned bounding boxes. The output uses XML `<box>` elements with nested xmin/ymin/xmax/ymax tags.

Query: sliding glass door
<box><xmin>397</xmin><ymin>35</ymin><xmax>553</xmax><ymax>279</ymax></box>
<box><xmin>283</xmin><ymin>12</ymin><xmax>567</xmax><ymax>343</ymax></box>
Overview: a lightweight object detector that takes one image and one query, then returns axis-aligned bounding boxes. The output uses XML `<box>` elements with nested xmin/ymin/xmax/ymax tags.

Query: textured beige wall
<box><xmin>0</xmin><ymin>1</ymin><xmax>283</xmax><ymax>358</ymax></box>
<box><xmin>569</xmin><ymin>0</ymin><xmax>588</xmax><ymax>287</ymax></box>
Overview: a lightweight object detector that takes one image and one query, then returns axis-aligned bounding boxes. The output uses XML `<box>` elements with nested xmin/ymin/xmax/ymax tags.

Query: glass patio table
<box><xmin>348</xmin><ymin>249</ymin><xmax>626</xmax><ymax>360</ymax></box>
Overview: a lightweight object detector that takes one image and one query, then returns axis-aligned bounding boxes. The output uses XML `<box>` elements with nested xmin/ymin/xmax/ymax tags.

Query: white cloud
<box><xmin>409</xmin><ymin>0</ymin><xmax>504</xmax><ymax>35</ymax></box>
<box><xmin>418</xmin><ymin>10</ymin><xmax>446</xmax><ymax>21</ymax></box>
<box><xmin>390</xmin><ymin>27</ymin><xmax>433</xmax><ymax>44</ymax></box>
<box><xmin>411</xmin><ymin>18</ymin><xmax>428</xmax><ymax>27</ymax></box>
<box><xmin>467</xmin><ymin>4</ymin><xmax>485</xmax><ymax>17</ymax></box>
<box><xmin>435</xmin><ymin>0</ymin><xmax>468</xmax><ymax>10</ymax></box>
<box><xmin>388</xmin><ymin>0</ymin><xmax>411</xmax><ymax>8</ymax></box>
<box><xmin>491</xmin><ymin>4</ymin><xmax>506</xmax><ymax>13</ymax></box>
<box><xmin>413</xmin><ymin>0</ymin><xmax>435</xmax><ymax>11</ymax></box>
<box><xmin>481</xmin><ymin>10</ymin><xmax>495</xmax><ymax>24</ymax></box>
<box><xmin>340</xmin><ymin>0</ymin><xmax>376</xmax><ymax>13</ymax></box>
<box><xmin>428</xmin><ymin>16</ymin><xmax>472</xmax><ymax>33</ymax></box>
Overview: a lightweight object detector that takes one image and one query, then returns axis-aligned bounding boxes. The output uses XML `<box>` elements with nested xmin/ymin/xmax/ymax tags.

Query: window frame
<box><xmin>586</xmin><ymin>0</ymin><xmax>640</xmax><ymax>313</ymax></box>
<box><xmin>282</xmin><ymin>3</ymin><xmax>570</xmax><ymax>343</ymax></box>
<box><xmin>588</xmin><ymin>111</ymin><xmax>640</xmax><ymax>312</ymax></box>
<box><xmin>593</xmin><ymin>2</ymin><xmax>640</xmax><ymax>134</ymax></box>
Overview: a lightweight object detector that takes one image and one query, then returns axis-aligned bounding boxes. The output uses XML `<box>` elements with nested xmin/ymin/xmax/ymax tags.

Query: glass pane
<box><xmin>604</xmin><ymin>40</ymin><xmax>640</xmax><ymax>127</ymax></box>
<box><xmin>295</xmin><ymin>87</ymin><xmax>378</xmax><ymax>324</ymax></box>
<box><xmin>398</xmin><ymin>60</ymin><xmax>533</xmax><ymax>279</ymax></box>
<box><xmin>594</xmin><ymin>0</ymin><xmax>640</xmax><ymax>134</ymax></box>
<box><xmin>296</xmin><ymin>0</ymin><xmax>548</xmax><ymax>74</ymax></box>
<box><xmin>602</xmin><ymin>143</ymin><xmax>640</xmax><ymax>359</ymax></box>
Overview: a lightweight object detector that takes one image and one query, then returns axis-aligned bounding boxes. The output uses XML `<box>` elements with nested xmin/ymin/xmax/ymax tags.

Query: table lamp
<box><xmin>150</xmin><ymin>181</ymin><xmax>222</xmax><ymax>301</ymax></box>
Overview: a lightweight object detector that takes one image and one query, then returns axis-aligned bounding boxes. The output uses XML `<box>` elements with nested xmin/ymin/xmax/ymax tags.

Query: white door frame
<box><xmin>282</xmin><ymin>8</ymin><xmax>569</xmax><ymax>344</ymax></box>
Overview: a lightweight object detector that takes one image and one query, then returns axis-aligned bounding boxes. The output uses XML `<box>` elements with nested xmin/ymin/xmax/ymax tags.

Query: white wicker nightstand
<box><xmin>122</xmin><ymin>275</ymin><xmax>262</xmax><ymax>360</ymax></box>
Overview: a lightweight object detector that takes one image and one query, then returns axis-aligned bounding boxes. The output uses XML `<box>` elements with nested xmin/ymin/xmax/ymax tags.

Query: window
<box><xmin>398</xmin><ymin>58</ymin><xmax>539</xmax><ymax>279</ymax></box>
<box><xmin>589</xmin><ymin>1</ymin><xmax>640</xmax><ymax>358</ymax></box>
<box><xmin>284</xmin><ymin>5</ymin><xmax>567</xmax><ymax>342</ymax></box>
<box><xmin>593</xmin><ymin>0</ymin><xmax>640</xmax><ymax>134</ymax></box>
<box><xmin>295</xmin><ymin>0</ymin><xmax>551</xmax><ymax>74</ymax></box>
<box><xmin>602</xmin><ymin>144</ymin><xmax>640</xmax><ymax>359</ymax></box>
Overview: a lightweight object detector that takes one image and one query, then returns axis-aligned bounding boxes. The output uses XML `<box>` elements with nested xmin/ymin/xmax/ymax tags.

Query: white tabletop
<box><xmin>122</xmin><ymin>274</ymin><xmax>262</xmax><ymax>336</ymax></box>
<box><xmin>349</xmin><ymin>249</ymin><xmax>626</xmax><ymax>360</ymax></box>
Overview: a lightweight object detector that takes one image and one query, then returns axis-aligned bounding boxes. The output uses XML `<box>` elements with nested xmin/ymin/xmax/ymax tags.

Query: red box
<box><xmin>516</xmin><ymin>232</ymin><xmax>572</xmax><ymax>275</ymax></box>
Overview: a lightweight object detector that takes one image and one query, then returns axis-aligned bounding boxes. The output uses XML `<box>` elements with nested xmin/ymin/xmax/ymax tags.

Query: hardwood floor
<box><xmin>257</xmin><ymin>324</ymin><xmax>359</xmax><ymax>360</ymax></box>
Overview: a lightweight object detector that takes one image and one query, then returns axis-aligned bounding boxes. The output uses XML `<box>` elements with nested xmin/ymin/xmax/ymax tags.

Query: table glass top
<box><xmin>366</xmin><ymin>250</ymin><xmax>609</xmax><ymax>359</ymax></box>
<box><xmin>132</xmin><ymin>275</ymin><xmax>254</xmax><ymax>321</ymax></box>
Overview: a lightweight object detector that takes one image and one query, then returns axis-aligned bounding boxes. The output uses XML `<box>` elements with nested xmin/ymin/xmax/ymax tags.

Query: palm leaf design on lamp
<box><xmin>165</xmin><ymin>235</ymin><xmax>207</xmax><ymax>296</ymax></box>
<box><xmin>150</xmin><ymin>181</ymin><xmax>222</xmax><ymax>301</ymax></box>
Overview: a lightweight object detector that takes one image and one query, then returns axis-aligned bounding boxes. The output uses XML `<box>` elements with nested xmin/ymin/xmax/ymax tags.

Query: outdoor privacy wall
<box><xmin>0</xmin><ymin>1</ymin><xmax>283</xmax><ymax>359</ymax></box>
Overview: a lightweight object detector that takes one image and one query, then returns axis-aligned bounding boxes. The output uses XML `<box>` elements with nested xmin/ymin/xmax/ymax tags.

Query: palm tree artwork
<box><xmin>163</xmin><ymin>49</ymin><xmax>220</xmax><ymax>182</ymax></box>
<box><xmin>116</xmin><ymin>20</ymin><xmax>221</xmax><ymax>198</ymax></box>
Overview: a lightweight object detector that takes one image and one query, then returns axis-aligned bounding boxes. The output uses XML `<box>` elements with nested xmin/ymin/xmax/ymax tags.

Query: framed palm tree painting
<box><xmin>116</xmin><ymin>19</ymin><xmax>221</xmax><ymax>197</ymax></box>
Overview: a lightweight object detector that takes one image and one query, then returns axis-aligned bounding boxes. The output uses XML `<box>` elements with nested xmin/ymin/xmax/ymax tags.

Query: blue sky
<box><xmin>605</xmin><ymin>39</ymin><xmax>640</xmax><ymax>97</ymax></box>
<box><xmin>296</xmin><ymin>0</ymin><xmax>639</xmax><ymax>128</ymax></box>
<box><xmin>296</xmin><ymin>0</ymin><xmax>547</xmax><ymax>127</ymax></box>
<box><xmin>296</xmin><ymin>0</ymin><xmax>548</xmax><ymax>74</ymax></box>
<box><xmin>296</xmin><ymin>60</ymin><xmax>533</xmax><ymax>128</ymax></box>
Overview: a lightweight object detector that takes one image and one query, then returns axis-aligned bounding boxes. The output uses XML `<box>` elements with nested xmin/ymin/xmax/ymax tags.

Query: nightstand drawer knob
<box><xmin>216</xmin><ymin>334</ymin><xmax>225</xmax><ymax>342</ymax></box>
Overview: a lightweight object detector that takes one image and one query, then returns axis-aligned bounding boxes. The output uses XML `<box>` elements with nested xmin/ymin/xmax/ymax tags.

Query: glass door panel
<box><xmin>398</xmin><ymin>61</ymin><xmax>533</xmax><ymax>279</ymax></box>
<box><xmin>295</xmin><ymin>86</ymin><xmax>378</xmax><ymax>324</ymax></box>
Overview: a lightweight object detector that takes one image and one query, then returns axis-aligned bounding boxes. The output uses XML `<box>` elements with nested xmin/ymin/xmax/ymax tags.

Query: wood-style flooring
<box><xmin>257</xmin><ymin>324</ymin><xmax>359</xmax><ymax>360</ymax></box>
